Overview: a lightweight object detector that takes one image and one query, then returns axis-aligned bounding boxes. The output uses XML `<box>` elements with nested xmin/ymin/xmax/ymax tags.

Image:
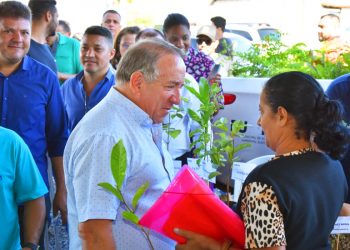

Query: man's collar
<box><xmin>22</xmin><ymin>56</ymin><xmax>31</xmax><ymax>71</ymax></box>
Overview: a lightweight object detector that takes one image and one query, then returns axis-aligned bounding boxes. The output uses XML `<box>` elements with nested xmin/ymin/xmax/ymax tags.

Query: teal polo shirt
<box><xmin>0</xmin><ymin>127</ymin><xmax>48</xmax><ymax>250</ymax></box>
<box><xmin>55</xmin><ymin>32</ymin><xmax>83</xmax><ymax>77</ymax></box>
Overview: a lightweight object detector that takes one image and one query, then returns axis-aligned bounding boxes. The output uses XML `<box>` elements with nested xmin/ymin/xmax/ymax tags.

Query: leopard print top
<box><xmin>240</xmin><ymin>148</ymin><xmax>315</xmax><ymax>248</ymax></box>
<box><xmin>240</xmin><ymin>182</ymin><xmax>286</xmax><ymax>248</ymax></box>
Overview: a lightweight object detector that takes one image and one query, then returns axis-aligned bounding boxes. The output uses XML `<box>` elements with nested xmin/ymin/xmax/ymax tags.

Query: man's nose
<box><xmin>257</xmin><ymin>117</ymin><xmax>261</xmax><ymax>127</ymax></box>
<box><xmin>85</xmin><ymin>48</ymin><xmax>94</xmax><ymax>57</ymax></box>
<box><xmin>171</xmin><ymin>88</ymin><xmax>181</xmax><ymax>105</ymax></box>
<box><xmin>12</xmin><ymin>31</ymin><xmax>23</xmax><ymax>41</ymax></box>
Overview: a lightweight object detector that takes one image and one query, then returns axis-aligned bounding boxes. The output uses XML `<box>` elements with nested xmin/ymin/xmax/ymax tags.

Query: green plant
<box><xmin>185</xmin><ymin>78</ymin><xmax>219</xmax><ymax>167</ymax></box>
<box><xmin>231</xmin><ymin>37</ymin><xmax>350</xmax><ymax>79</ymax></box>
<box><xmin>98</xmin><ymin>140</ymin><xmax>154</xmax><ymax>250</ymax></box>
<box><xmin>211</xmin><ymin>118</ymin><xmax>251</xmax><ymax>200</ymax></box>
<box><xmin>185</xmin><ymin>77</ymin><xmax>251</xmax><ymax>204</ymax></box>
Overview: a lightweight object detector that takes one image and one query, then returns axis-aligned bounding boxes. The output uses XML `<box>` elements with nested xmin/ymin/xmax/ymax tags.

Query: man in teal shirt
<box><xmin>47</xmin><ymin>32</ymin><xmax>83</xmax><ymax>83</ymax></box>
<box><xmin>0</xmin><ymin>126</ymin><xmax>48</xmax><ymax>250</ymax></box>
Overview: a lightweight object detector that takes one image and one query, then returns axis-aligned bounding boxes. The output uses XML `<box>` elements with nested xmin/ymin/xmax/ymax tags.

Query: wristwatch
<box><xmin>22</xmin><ymin>242</ymin><xmax>39</xmax><ymax>250</ymax></box>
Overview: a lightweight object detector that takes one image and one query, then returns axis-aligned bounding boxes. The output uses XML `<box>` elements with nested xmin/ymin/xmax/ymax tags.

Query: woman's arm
<box><xmin>174</xmin><ymin>229</ymin><xmax>286</xmax><ymax>250</ymax></box>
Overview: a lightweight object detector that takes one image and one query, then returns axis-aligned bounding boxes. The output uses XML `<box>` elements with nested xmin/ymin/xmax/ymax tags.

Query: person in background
<box><xmin>64</xmin><ymin>39</ymin><xmax>185</xmax><ymax>249</ymax></box>
<box><xmin>57</xmin><ymin>19</ymin><xmax>71</xmax><ymax>37</ymax></box>
<box><xmin>175</xmin><ymin>71</ymin><xmax>349</xmax><ymax>250</ymax></box>
<box><xmin>111</xmin><ymin>26</ymin><xmax>140</xmax><ymax>69</ymax></box>
<box><xmin>196</xmin><ymin>24</ymin><xmax>218</xmax><ymax>59</ymax></box>
<box><xmin>197</xmin><ymin>24</ymin><xmax>232</xmax><ymax>77</ymax></box>
<box><xmin>61</xmin><ymin>26</ymin><xmax>115</xmax><ymax>132</ymax></box>
<box><xmin>318</xmin><ymin>13</ymin><xmax>350</xmax><ymax>63</ymax></box>
<box><xmin>163</xmin><ymin>13</ymin><xmax>214</xmax><ymax>82</ymax></box>
<box><xmin>136</xmin><ymin>27</ymin><xmax>164</xmax><ymax>41</ymax></box>
<box><xmin>211</xmin><ymin>16</ymin><xmax>232</xmax><ymax>56</ymax></box>
<box><xmin>46</xmin><ymin>31</ymin><xmax>83</xmax><ymax>83</ymax></box>
<box><xmin>101</xmin><ymin>9</ymin><xmax>122</xmax><ymax>44</ymax></box>
<box><xmin>0</xmin><ymin>127</ymin><xmax>48</xmax><ymax>250</ymax></box>
<box><xmin>28</xmin><ymin>0</ymin><xmax>58</xmax><ymax>73</ymax></box>
<box><xmin>163</xmin><ymin>13</ymin><xmax>224</xmax><ymax>111</ymax></box>
<box><xmin>326</xmin><ymin>73</ymin><xmax>350</xmax><ymax>206</ymax></box>
<box><xmin>0</xmin><ymin>1</ymin><xmax>68</xmax><ymax>249</ymax></box>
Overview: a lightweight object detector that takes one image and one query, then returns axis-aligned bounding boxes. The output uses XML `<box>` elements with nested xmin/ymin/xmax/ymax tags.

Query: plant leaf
<box><xmin>199</xmin><ymin>78</ymin><xmax>210</xmax><ymax>104</ymax></box>
<box><xmin>168</xmin><ymin>129</ymin><xmax>181</xmax><ymax>139</ymax></box>
<box><xmin>110</xmin><ymin>140</ymin><xmax>127</xmax><ymax>190</ymax></box>
<box><xmin>184</xmin><ymin>84</ymin><xmax>202</xmax><ymax>102</ymax></box>
<box><xmin>234</xmin><ymin>143</ymin><xmax>252</xmax><ymax>153</ymax></box>
<box><xmin>98</xmin><ymin>182</ymin><xmax>123</xmax><ymax>201</ymax></box>
<box><xmin>209</xmin><ymin>171</ymin><xmax>221</xmax><ymax>179</ymax></box>
<box><xmin>122</xmin><ymin>211</ymin><xmax>140</xmax><ymax>224</ymax></box>
<box><xmin>187</xmin><ymin>108</ymin><xmax>202</xmax><ymax>124</ymax></box>
<box><xmin>132</xmin><ymin>182</ymin><xmax>149</xmax><ymax>210</ymax></box>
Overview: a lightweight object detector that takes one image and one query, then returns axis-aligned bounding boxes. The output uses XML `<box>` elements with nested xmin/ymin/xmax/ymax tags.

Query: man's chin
<box><xmin>8</xmin><ymin>56</ymin><xmax>24</xmax><ymax>65</ymax></box>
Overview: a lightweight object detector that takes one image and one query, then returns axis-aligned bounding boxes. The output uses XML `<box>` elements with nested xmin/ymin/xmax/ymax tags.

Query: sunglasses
<box><xmin>196</xmin><ymin>38</ymin><xmax>212</xmax><ymax>46</ymax></box>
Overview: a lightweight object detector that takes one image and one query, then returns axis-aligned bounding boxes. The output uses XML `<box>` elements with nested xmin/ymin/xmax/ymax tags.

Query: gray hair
<box><xmin>116</xmin><ymin>38</ymin><xmax>184</xmax><ymax>85</ymax></box>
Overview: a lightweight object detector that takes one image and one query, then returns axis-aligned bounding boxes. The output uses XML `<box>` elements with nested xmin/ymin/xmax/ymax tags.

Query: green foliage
<box><xmin>186</xmin><ymin>78</ymin><xmax>251</xmax><ymax>168</ymax></box>
<box><xmin>98</xmin><ymin>182</ymin><xmax>123</xmax><ymax>201</ymax></box>
<box><xmin>186</xmin><ymin>78</ymin><xmax>251</xmax><ymax>204</ymax></box>
<box><xmin>132</xmin><ymin>182</ymin><xmax>149</xmax><ymax>210</ymax></box>
<box><xmin>98</xmin><ymin>139</ymin><xmax>154</xmax><ymax>249</ymax></box>
<box><xmin>186</xmin><ymin>78</ymin><xmax>218</xmax><ymax>166</ymax></box>
<box><xmin>163</xmin><ymin>90</ymin><xmax>188</xmax><ymax>143</ymax></box>
<box><xmin>231</xmin><ymin>38</ymin><xmax>350</xmax><ymax>79</ymax></box>
<box><xmin>211</xmin><ymin>118</ymin><xmax>251</xmax><ymax>169</ymax></box>
<box><xmin>122</xmin><ymin>211</ymin><xmax>139</xmax><ymax>224</ymax></box>
<box><xmin>110</xmin><ymin>140</ymin><xmax>127</xmax><ymax>190</ymax></box>
<box><xmin>162</xmin><ymin>124</ymin><xmax>181</xmax><ymax>139</ymax></box>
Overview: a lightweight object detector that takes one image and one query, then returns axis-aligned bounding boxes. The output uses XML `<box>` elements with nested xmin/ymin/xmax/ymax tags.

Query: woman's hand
<box><xmin>174</xmin><ymin>228</ymin><xmax>225</xmax><ymax>250</ymax></box>
<box><xmin>340</xmin><ymin>203</ymin><xmax>350</xmax><ymax>216</ymax></box>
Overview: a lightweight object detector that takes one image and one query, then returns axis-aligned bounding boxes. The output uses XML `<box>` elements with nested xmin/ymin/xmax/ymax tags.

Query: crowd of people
<box><xmin>1</xmin><ymin>0</ymin><xmax>350</xmax><ymax>249</ymax></box>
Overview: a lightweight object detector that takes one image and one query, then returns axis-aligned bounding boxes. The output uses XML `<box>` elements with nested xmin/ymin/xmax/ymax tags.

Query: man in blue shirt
<box><xmin>0</xmin><ymin>126</ymin><xmax>48</xmax><ymax>250</ymax></box>
<box><xmin>61</xmin><ymin>26</ymin><xmax>115</xmax><ymax>132</ymax></box>
<box><xmin>0</xmin><ymin>1</ymin><xmax>68</xmax><ymax>248</ymax></box>
<box><xmin>326</xmin><ymin>74</ymin><xmax>350</xmax><ymax>203</ymax></box>
<box><xmin>28</xmin><ymin>0</ymin><xmax>58</xmax><ymax>73</ymax></box>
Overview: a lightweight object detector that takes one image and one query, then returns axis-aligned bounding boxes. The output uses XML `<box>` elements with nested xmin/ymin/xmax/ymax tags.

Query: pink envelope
<box><xmin>139</xmin><ymin>165</ymin><xmax>245</xmax><ymax>248</ymax></box>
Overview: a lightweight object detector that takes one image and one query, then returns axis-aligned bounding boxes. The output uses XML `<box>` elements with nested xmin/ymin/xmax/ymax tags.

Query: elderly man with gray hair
<box><xmin>64</xmin><ymin>39</ymin><xmax>186</xmax><ymax>249</ymax></box>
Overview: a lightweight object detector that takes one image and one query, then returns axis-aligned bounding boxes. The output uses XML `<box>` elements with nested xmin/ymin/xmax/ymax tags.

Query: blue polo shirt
<box><xmin>0</xmin><ymin>126</ymin><xmax>48</xmax><ymax>250</ymax></box>
<box><xmin>0</xmin><ymin>56</ymin><xmax>68</xmax><ymax>187</ymax></box>
<box><xmin>61</xmin><ymin>69</ymin><xmax>115</xmax><ymax>132</ymax></box>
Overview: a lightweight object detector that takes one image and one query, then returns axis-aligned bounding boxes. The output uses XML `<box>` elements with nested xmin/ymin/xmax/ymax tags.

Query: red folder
<box><xmin>139</xmin><ymin>165</ymin><xmax>245</xmax><ymax>248</ymax></box>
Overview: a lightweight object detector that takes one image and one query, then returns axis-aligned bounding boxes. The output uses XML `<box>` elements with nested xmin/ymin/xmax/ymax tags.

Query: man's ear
<box><xmin>277</xmin><ymin>106</ymin><xmax>288</xmax><ymax>126</ymax></box>
<box><xmin>109</xmin><ymin>48</ymin><xmax>116</xmax><ymax>60</ymax></box>
<box><xmin>129</xmin><ymin>71</ymin><xmax>144</xmax><ymax>96</ymax></box>
<box><xmin>45</xmin><ymin>11</ymin><xmax>52</xmax><ymax>22</ymax></box>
